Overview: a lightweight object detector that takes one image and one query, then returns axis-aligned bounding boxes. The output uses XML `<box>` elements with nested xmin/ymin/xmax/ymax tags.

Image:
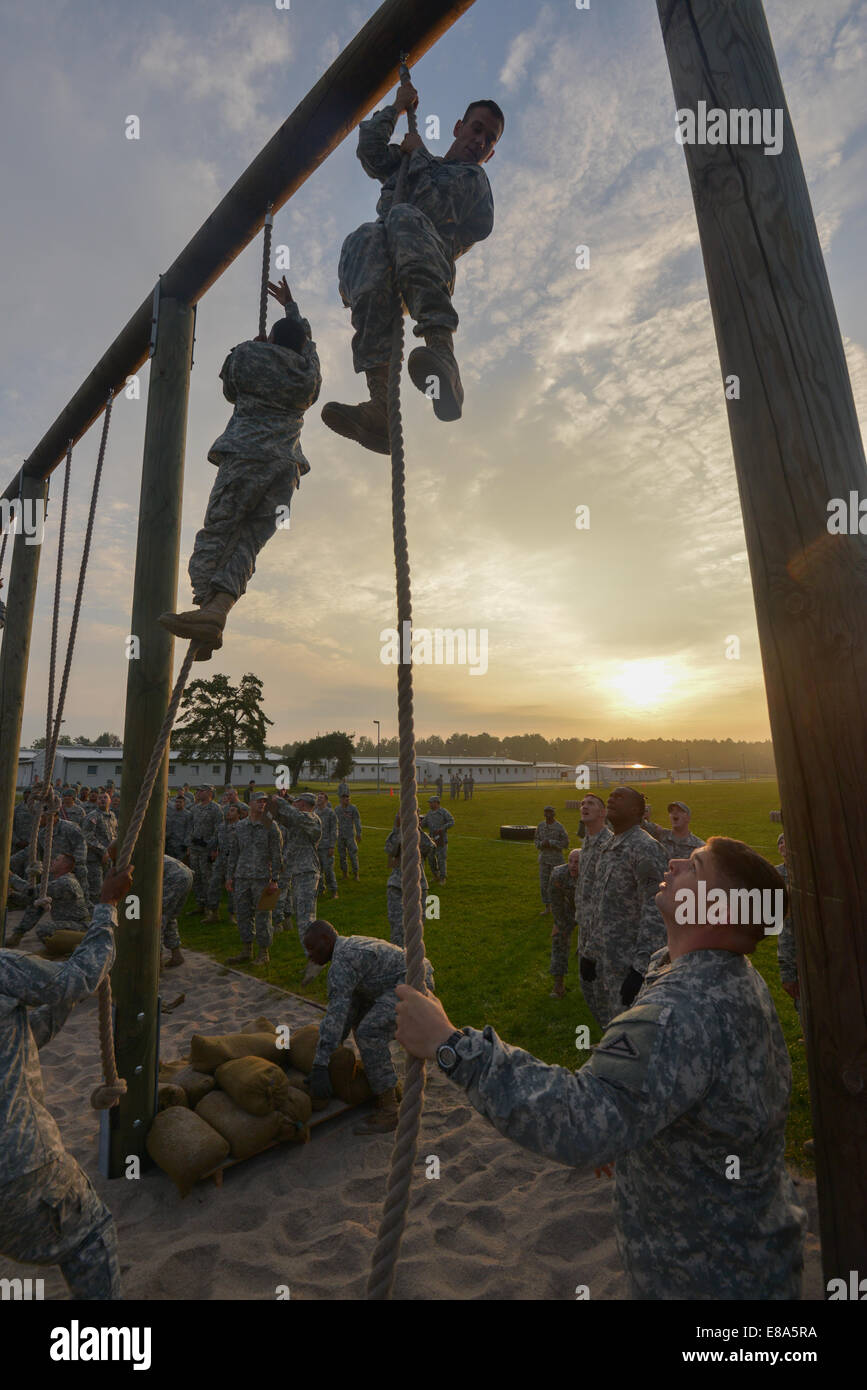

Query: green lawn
<box><xmin>177</xmin><ymin>780</ymin><xmax>812</xmax><ymax>1172</ymax></box>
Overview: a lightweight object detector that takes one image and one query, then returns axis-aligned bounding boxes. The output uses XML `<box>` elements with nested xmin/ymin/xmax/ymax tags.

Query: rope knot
<box><xmin>90</xmin><ymin>1080</ymin><xmax>127</xmax><ymax>1110</ymax></box>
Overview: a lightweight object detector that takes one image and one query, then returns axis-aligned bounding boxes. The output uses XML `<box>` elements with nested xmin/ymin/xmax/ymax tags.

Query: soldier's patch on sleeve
<box><xmin>588</xmin><ymin>1003</ymin><xmax>669</xmax><ymax>1093</ymax></box>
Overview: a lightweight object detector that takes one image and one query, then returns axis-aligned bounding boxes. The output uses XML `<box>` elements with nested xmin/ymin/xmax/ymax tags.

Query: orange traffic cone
<box><xmin>389</xmin><ymin>786</ymin><xmax>394</xmax><ymax>796</ymax></box>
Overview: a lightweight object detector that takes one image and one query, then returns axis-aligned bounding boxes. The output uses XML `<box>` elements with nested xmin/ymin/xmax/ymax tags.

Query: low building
<box><xmin>18</xmin><ymin>747</ymin><xmax>278</xmax><ymax>790</ymax></box>
<box><xmin>595</xmin><ymin>761</ymin><xmax>666</xmax><ymax>785</ymax></box>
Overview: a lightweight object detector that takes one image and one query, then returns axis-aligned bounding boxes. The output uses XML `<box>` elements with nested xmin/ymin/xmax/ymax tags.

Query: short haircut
<box><xmin>462</xmin><ymin>99</ymin><xmax>505</xmax><ymax>134</ymax></box>
<box><xmin>583</xmin><ymin>793</ymin><xmax>606</xmax><ymax>810</ymax></box>
<box><xmin>303</xmin><ymin>919</ymin><xmax>337</xmax><ymax>948</ymax></box>
<box><xmin>705</xmin><ymin>836</ymin><xmax>789</xmax><ymax>922</ymax></box>
<box><xmin>622</xmin><ymin>786</ymin><xmax>646</xmax><ymax>817</ymax></box>
<box><xmin>270</xmin><ymin>317</ymin><xmax>308</xmax><ymax>354</ymax></box>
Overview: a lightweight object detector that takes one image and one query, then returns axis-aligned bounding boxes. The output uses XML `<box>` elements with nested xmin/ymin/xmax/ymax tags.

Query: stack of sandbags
<box><xmin>158</xmin><ymin>1056</ymin><xmax>216</xmax><ymax>1109</ymax></box>
<box><xmin>287</xmin><ymin>1021</ymin><xmax>374</xmax><ymax>1106</ymax></box>
<box><xmin>146</xmin><ymin>1108</ymin><xmax>230</xmax><ymax>1197</ymax></box>
<box><xmin>190</xmin><ymin>1029</ymin><xmax>284</xmax><ymax>1074</ymax></box>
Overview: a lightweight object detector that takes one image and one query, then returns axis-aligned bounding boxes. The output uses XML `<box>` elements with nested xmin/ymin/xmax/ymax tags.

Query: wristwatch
<box><xmin>435</xmin><ymin>1030</ymin><xmax>466</xmax><ymax>1076</ymax></box>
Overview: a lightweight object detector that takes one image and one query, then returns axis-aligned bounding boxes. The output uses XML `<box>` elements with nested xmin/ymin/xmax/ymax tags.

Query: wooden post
<box><xmin>0</xmin><ymin>476</ymin><xmax>48</xmax><ymax>939</ymax></box>
<box><xmin>108</xmin><ymin>297</ymin><xmax>193</xmax><ymax>1177</ymax></box>
<box><xmin>657</xmin><ymin>0</ymin><xmax>867</xmax><ymax>1283</ymax></box>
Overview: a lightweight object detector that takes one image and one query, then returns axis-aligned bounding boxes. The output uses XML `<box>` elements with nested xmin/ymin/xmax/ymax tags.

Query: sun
<box><xmin>609</xmin><ymin>659</ymin><xmax>675</xmax><ymax>710</ymax></box>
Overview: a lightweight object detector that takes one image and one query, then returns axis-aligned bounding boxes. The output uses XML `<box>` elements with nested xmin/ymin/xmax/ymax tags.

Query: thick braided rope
<box><xmin>90</xmin><ymin>640</ymin><xmax>198</xmax><ymax>1109</ymax></box>
<box><xmin>366</xmin><ymin>145</ymin><xmax>428</xmax><ymax>1301</ymax></box>
<box><xmin>258</xmin><ymin>204</ymin><xmax>274</xmax><ymax>341</ymax></box>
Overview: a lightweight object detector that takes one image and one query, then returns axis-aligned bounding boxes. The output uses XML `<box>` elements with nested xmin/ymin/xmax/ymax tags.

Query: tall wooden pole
<box><xmin>657</xmin><ymin>0</ymin><xmax>867</xmax><ymax>1283</ymax></box>
<box><xmin>108</xmin><ymin>297</ymin><xmax>193</xmax><ymax>1177</ymax></box>
<box><xmin>0</xmin><ymin>476</ymin><xmax>48</xmax><ymax>941</ymax></box>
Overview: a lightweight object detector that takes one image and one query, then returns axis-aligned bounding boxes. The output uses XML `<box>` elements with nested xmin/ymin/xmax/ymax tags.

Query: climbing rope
<box><xmin>366</xmin><ymin>54</ymin><xmax>428</xmax><ymax>1303</ymax></box>
<box><xmin>258</xmin><ymin>203</ymin><xmax>274</xmax><ymax>340</ymax></box>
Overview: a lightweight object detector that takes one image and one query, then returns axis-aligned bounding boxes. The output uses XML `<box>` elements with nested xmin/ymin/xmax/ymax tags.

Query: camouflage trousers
<box><xmin>387</xmin><ymin>886</ymin><xmax>404</xmax><ymax>948</ymax></box>
<box><xmin>337</xmin><ymin>837</ymin><xmax>359</xmax><ymax>876</ymax></box>
<box><xmin>0</xmin><ymin>1154</ymin><xmax>121</xmax><ymax>1300</ymax></box>
<box><xmin>549</xmin><ymin>920</ymin><xmax>574</xmax><ymax>977</ymax></box>
<box><xmin>162</xmin><ymin>864</ymin><xmax>193</xmax><ymax>951</ymax></box>
<box><xmin>538</xmin><ymin>860</ymin><xmax>562</xmax><ymax>906</ymax></box>
<box><xmin>339</xmin><ymin>996</ymin><xmax>401</xmax><ymax>1095</ymax></box>
<box><xmin>188</xmin><ymin>455</ymin><xmax>297</xmax><ymax>606</ymax></box>
<box><xmin>337</xmin><ymin>204</ymin><xmax>458</xmax><ymax>373</ymax></box>
<box><xmin>234</xmin><ymin>875</ymin><xmax>273</xmax><ymax>948</ymax></box>
<box><xmin>426</xmin><ymin>841</ymin><xmax>447</xmax><ymax>880</ymax></box>
<box><xmin>189</xmin><ymin>846</ymin><xmax>212</xmax><ymax>907</ymax></box>
<box><xmin>287</xmin><ymin>870</ymin><xmax>319</xmax><ymax>947</ymax></box>
<box><xmin>86</xmin><ymin>854</ymin><xmax>105</xmax><ymax>902</ymax></box>
<box><xmin>317</xmin><ymin>847</ymin><xmax>338</xmax><ymax>895</ymax></box>
<box><xmin>207</xmin><ymin>857</ymin><xmax>232</xmax><ymax>913</ymax></box>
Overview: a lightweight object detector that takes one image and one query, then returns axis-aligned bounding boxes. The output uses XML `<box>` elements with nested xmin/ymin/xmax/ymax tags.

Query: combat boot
<box><xmin>158</xmin><ymin>590</ymin><xmax>236</xmax><ymax>647</ymax></box>
<box><xmin>227</xmin><ymin>942</ymin><xmax>253</xmax><ymax>965</ymax></box>
<box><xmin>354</xmin><ymin>1087</ymin><xmax>400</xmax><ymax>1134</ymax></box>
<box><xmin>320</xmin><ymin>366</ymin><xmax>391</xmax><ymax>454</ymax></box>
<box><xmin>167</xmin><ymin>947</ymin><xmax>185</xmax><ymax>967</ymax></box>
<box><xmin>255</xmin><ymin>945</ymin><xmax>270</xmax><ymax>965</ymax></box>
<box><xmin>407</xmin><ymin>329</ymin><xmax>463</xmax><ymax>422</ymax></box>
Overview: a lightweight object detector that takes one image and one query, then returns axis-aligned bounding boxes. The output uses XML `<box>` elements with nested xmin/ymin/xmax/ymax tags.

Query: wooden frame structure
<box><xmin>0</xmin><ymin>0</ymin><xmax>864</xmax><ymax>1284</ymax></box>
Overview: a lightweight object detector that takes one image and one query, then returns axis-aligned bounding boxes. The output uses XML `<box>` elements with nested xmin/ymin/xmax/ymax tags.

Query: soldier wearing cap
<box><xmin>420</xmin><ymin>796</ymin><xmax>454</xmax><ymax>884</ymax></box>
<box><xmin>268</xmin><ymin>792</ymin><xmax>321</xmax><ymax>952</ymax></box>
<box><xmin>574</xmin><ymin>794</ymin><xmax>612</xmax><ymax>959</ymax></box>
<box><xmin>384</xmin><ymin>813</ymin><xmax>436</xmax><ymax>947</ymax></box>
<box><xmin>643</xmin><ymin>800</ymin><xmax>705</xmax><ymax>862</ymax></box>
<box><xmin>225</xmin><ymin>793</ymin><xmax>283</xmax><ymax>965</ymax></box>
<box><xmin>315</xmin><ymin>792</ymin><xmax>339</xmax><ymax>899</ymax></box>
<box><xmin>548</xmin><ymin>849</ymin><xmax>582</xmax><ymax>998</ymax></box>
<box><xmin>188</xmin><ymin>786</ymin><xmax>223</xmax><ymax>914</ymax></box>
<box><xmin>165</xmin><ymin>792</ymin><xmax>192</xmax><ymax>861</ymax></box>
<box><xmin>335</xmin><ymin>793</ymin><xmax>363</xmax><ymax>880</ymax></box>
<box><xmin>534</xmin><ymin>806</ymin><xmax>569</xmax><ymax>915</ymax></box>
<box><xmin>60</xmin><ymin>790</ymin><xmax>86</xmax><ymax>827</ymax></box>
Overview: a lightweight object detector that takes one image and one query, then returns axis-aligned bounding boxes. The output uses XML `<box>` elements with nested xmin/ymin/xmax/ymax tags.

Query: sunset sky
<box><xmin>2</xmin><ymin>0</ymin><xmax>866</xmax><ymax>748</ymax></box>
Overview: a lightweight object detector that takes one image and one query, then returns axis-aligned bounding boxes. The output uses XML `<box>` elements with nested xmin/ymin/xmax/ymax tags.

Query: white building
<box><xmin>18</xmin><ymin>747</ymin><xmax>278</xmax><ymax>791</ymax></box>
<box><xmin>304</xmin><ymin>756</ymin><xmax>574</xmax><ymax>785</ymax></box>
<box><xmin>595</xmin><ymin>761</ymin><xmax>666</xmax><ymax>785</ymax></box>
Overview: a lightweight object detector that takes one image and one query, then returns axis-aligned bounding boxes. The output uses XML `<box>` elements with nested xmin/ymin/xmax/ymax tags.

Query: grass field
<box><xmin>177</xmin><ymin>780</ymin><xmax>813</xmax><ymax>1173</ymax></box>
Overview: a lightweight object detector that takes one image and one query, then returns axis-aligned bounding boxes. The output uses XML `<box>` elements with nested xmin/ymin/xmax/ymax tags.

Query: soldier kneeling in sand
<box><xmin>0</xmin><ymin>863</ymin><xmax>133</xmax><ymax>1299</ymax></box>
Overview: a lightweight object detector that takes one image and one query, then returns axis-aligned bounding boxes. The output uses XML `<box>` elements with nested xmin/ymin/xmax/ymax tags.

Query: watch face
<box><xmin>438</xmin><ymin>1045</ymin><xmax>458</xmax><ymax>1070</ymax></box>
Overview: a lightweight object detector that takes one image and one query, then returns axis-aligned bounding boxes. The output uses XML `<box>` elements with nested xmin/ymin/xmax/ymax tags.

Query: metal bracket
<box><xmin>191</xmin><ymin>303</ymin><xmax>198</xmax><ymax>370</ymax></box>
<box><xmin>148</xmin><ymin>278</ymin><xmax>163</xmax><ymax>359</ymax></box>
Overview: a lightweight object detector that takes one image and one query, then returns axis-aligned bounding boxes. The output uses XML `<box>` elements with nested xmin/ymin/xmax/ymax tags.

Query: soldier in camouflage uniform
<box><xmin>321</xmin><ymin>82</ymin><xmax>503</xmax><ymax>454</ymax></box>
<box><xmin>6</xmin><ymin>852</ymin><xmax>90</xmax><ymax>946</ymax></box>
<box><xmin>534</xmin><ymin>806</ymin><xmax>570</xmax><ymax>914</ymax></box>
<box><xmin>315</xmin><ymin>792</ymin><xmax>339</xmax><ymax>899</ymax></box>
<box><xmin>11</xmin><ymin>792</ymin><xmax>38</xmax><ymax>853</ymax></box>
<box><xmin>579</xmin><ymin>788</ymin><xmax>668</xmax><ymax>1030</ymax></box>
<box><xmin>435</xmin><ymin>773</ymin><xmax>444</xmax><ymax>798</ymax></box>
<box><xmin>208</xmin><ymin>805</ymin><xmax>241</xmax><ymax>924</ymax></box>
<box><xmin>11</xmin><ymin>811</ymin><xmax>90</xmax><ymax>909</ymax></box>
<box><xmin>384</xmin><ymin>814</ymin><xmax>436</xmax><ymax>947</ymax></box>
<box><xmin>574</xmin><ymin>795</ymin><xmax>613</xmax><ymax>965</ymax></box>
<box><xmin>268</xmin><ymin>793</ymin><xmax>321</xmax><ymax>945</ymax></box>
<box><xmin>82</xmin><ymin>793</ymin><xmax>118</xmax><ymax>902</ymax></box>
<box><xmin>161</xmin><ymin>854</ymin><xmax>193</xmax><ymax>968</ymax></box>
<box><xmin>548</xmin><ymin>849</ymin><xmax>581</xmax><ymax>998</ymax></box>
<box><xmin>0</xmin><ymin>867</ymin><xmax>131</xmax><ymax>1298</ymax></box>
<box><xmin>643</xmin><ymin>800</ymin><xmax>705</xmax><ymax>860</ymax></box>
<box><xmin>225</xmin><ymin>794</ymin><xmax>283</xmax><ymax>965</ymax></box>
<box><xmin>420</xmin><ymin>796</ymin><xmax>455</xmax><ymax>883</ymax></box>
<box><xmin>165</xmin><ymin>792</ymin><xmax>192</xmax><ymax>860</ymax></box>
<box><xmin>775</xmin><ymin>836</ymin><xmax>800</xmax><ymax>1019</ymax></box>
<box><xmin>187</xmin><ymin>787</ymin><xmax>223</xmax><ymax>913</ymax></box>
<box><xmin>335</xmin><ymin>794</ymin><xmax>363</xmax><ymax>879</ymax></box>
<box><xmin>159</xmin><ymin>278</ymin><xmax>321</xmax><ymax>658</ymax></box>
<box><xmin>337</xmin><ymin>778</ymin><xmax>350</xmax><ymax>800</ymax></box>
<box><xmin>396</xmin><ymin>836</ymin><xmax>807</xmax><ymax>1300</ymax></box>
<box><xmin>304</xmin><ymin>920</ymin><xmax>435</xmax><ymax>1133</ymax></box>
<box><xmin>60</xmin><ymin>790</ymin><xmax>86</xmax><ymax>828</ymax></box>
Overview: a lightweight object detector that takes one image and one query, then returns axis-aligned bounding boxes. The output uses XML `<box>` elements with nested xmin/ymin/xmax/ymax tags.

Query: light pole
<box><xmin>686</xmin><ymin>748</ymin><xmax>692</xmax><ymax>784</ymax></box>
<box><xmin>594</xmin><ymin>740</ymin><xmax>599</xmax><ymax>786</ymax></box>
<box><xmin>374</xmin><ymin>720</ymin><xmax>380</xmax><ymax>794</ymax></box>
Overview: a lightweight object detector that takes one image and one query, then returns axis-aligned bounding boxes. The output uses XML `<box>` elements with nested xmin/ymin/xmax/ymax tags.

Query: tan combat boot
<box><xmin>158</xmin><ymin>590</ymin><xmax>236</xmax><ymax>648</ymax></box>
<box><xmin>167</xmin><ymin>947</ymin><xmax>185</xmax><ymax>967</ymax></box>
<box><xmin>354</xmin><ymin>1087</ymin><xmax>400</xmax><ymax>1134</ymax></box>
<box><xmin>407</xmin><ymin>329</ymin><xmax>463</xmax><ymax>421</ymax></box>
<box><xmin>226</xmin><ymin>942</ymin><xmax>253</xmax><ymax>965</ymax></box>
<box><xmin>255</xmin><ymin>944</ymin><xmax>270</xmax><ymax>965</ymax></box>
<box><xmin>320</xmin><ymin>366</ymin><xmax>391</xmax><ymax>454</ymax></box>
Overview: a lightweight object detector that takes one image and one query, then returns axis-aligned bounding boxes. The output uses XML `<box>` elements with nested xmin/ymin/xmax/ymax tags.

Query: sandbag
<box><xmin>42</xmin><ymin>929</ymin><xmax>86</xmax><ymax>957</ymax></box>
<box><xmin>328</xmin><ymin>1045</ymin><xmax>359</xmax><ymax>1100</ymax></box>
<box><xmin>243</xmin><ymin>1015</ymin><xmax>277</xmax><ymax>1035</ymax></box>
<box><xmin>172</xmin><ymin>1067</ymin><xmax>215</xmax><ymax>1108</ymax></box>
<box><xmin>158</xmin><ymin>1083</ymin><xmax>189</xmax><ymax>1111</ymax></box>
<box><xmin>158</xmin><ymin>1056</ymin><xmax>191</xmax><ymax>1081</ymax></box>
<box><xmin>332</xmin><ymin>1056</ymin><xmax>374</xmax><ymax>1107</ymax></box>
<box><xmin>287</xmin><ymin>1022</ymin><xmax>320</xmax><ymax>1074</ymax></box>
<box><xmin>146</xmin><ymin>1106</ymin><xmax>229</xmax><ymax>1197</ymax></box>
<box><xmin>277</xmin><ymin>1084</ymin><xmax>313</xmax><ymax>1126</ymax></box>
<box><xmin>190</xmin><ymin>1030</ymin><xmax>283</xmax><ymax>1075</ymax></box>
<box><xmin>215</xmin><ymin>1056</ymin><xmax>290</xmax><ymax>1117</ymax></box>
<box><xmin>196</xmin><ymin>1090</ymin><xmax>307</xmax><ymax>1161</ymax></box>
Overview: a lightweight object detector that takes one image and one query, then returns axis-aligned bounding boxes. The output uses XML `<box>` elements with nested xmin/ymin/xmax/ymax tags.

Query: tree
<box><xmin>31</xmin><ymin>735</ymin><xmax>74</xmax><ymax>749</ymax></box>
<box><xmin>287</xmin><ymin>732</ymin><xmax>355</xmax><ymax>789</ymax></box>
<box><xmin>171</xmin><ymin>673</ymin><xmax>273</xmax><ymax>785</ymax></box>
<box><xmin>93</xmin><ymin>731</ymin><xmax>122</xmax><ymax>747</ymax></box>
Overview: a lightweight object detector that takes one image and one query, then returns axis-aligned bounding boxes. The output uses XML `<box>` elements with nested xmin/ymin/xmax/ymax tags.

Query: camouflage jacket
<box><xmin>60</xmin><ymin>802</ymin><xmax>86</xmax><ymax>827</ymax></box>
<box><xmin>548</xmin><ymin>861</ymin><xmax>579</xmax><ymax>930</ymax></box>
<box><xmin>165</xmin><ymin>804</ymin><xmax>192</xmax><ymax>854</ymax></box>
<box><xmin>189</xmin><ymin>801</ymin><xmax>224</xmax><ymax>852</ymax></box>
<box><xmin>162</xmin><ymin>854</ymin><xmax>194</xmax><ymax>913</ymax></box>
<box><xmin>315</xmin><ymin>804</ymin><xmax>338</xmax><ymax>850</ymax></box>
<box><xmin>336</xmin><ymin>804</ymin><xmax>362</xmax><ymax>843</ymax></box>
<box><xmin>358</xmin><ymin>105</ymin><xmax>495</xmax><ymax>264</ymax></box>
<box><xmin>449</xmin><ymin>946</ymin><xmax>807</xmax><ymax>1299</ymax></box>
<box><xmin>534</xmin><ymin>819</ymin><xmax>569</xmax><ymax>863</ymax></box>
<box><xmin>215</xmin><ymin>820</ymin><xmax>239</xmax><ymax>869</ymax></box>
<box><xmin>0</xmin><ymin>904</ymin><xmax>116</xmax><ymax>1179</ymax></box>
<box><xmin>420</xmin><ymin>807</ymin><xmax>455</xmax><ymax>842</ymax></box>
<box><xmin>315</xmin><ymin>934</ymin><xmax>435</xmax><ymax>1067</ymax></box>
<box><xmin>208</xmin><ymin>302</ymin><xmax>321</xmax><ymax>475</ymax></box>
<box><xmin>8</xmin><ymin>872</ymin><xmax>90</xmax><ymax>929</ymax></box>
<box><xmin>775</xmin><ymin>864</ymin><xmax>797</xmax><ymax>985</ymax></box>
<box><xmin>12</xmin><ymin>822</ymin><xmax>90</xmax><ymax>900</ymax></box>
<box><xmin>82</xmin><ymin>808</ymin><xmax>118</xmax><ymax>858</ymax></box>
<box><xmin>271</xmin><ymin>803</ymin><xmax>321</xmax><ymax>873</ymax></box>
<box><xmin>575</xmin><ymin>825</ymin><xmax>613</xmax><ymax>926</ymax></box>
<box><xmin>581</xmin><ymin>825</ymin><xmax>668</xmax><ymax>978</ymax></box>
<box><xmin>226</xmin><ymin>818</ymin><xmax>283</xmax><ymax>881</ymax></box>
<box><xmin>643</xmin><ymin>820</ymin><xmax>705</xmax><ymax>861</ymax></box>
<box><xmin>384</xmin><ymin>826</ymin><xmax>435</xmax><ymax>891</ymax></box>
<box><xmin>12</xmin><ymin>800</ymin><xmax>34</xmax><ymax>848</ymax></box>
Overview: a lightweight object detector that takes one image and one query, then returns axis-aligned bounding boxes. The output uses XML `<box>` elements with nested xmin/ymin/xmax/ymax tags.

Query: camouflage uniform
<box><xmin>534</xmin><ymin>818</ymin><xmax>570</xmax><ymax>905</ymax></box>
<box><xmin>161</xmin><ymin>854</ymin><xmax>193</xmax><ymax>951</ymax></box>
<box><xmin>270</xmin><ymin>803</ymin><xmax>321</xmax><ymax>941</ymax></box>
<box><xmin>337</xmin><ymin>780</ymin><xmax>350</xmax><ymax>800</ymax></box>
<box><xmin>188</xmin><ymin>801</ymin><xmax>224</xmax><ymax>909</ymax></box>
<box><xmin>548</xmin><ymin>861</ymin><xmax>579</xmax><ymax>978</ymax></box>
<box><xmin>11</xmin><ymin>822</ymin><xmax>90</xmax><ymax>908</ymax></box>
<box><xmin>337</xmin><ymin>104</ymin><xmax>494</xmax><ymax>373</ymax></box>
<box><xmin>384</xmin><ymin>825</ymin><xmax>435</xmax><ymax>947</ymax></box>
<box><xmin>165</xmin><ymin>803</ymin><xmax>192</xmax><ymax>860</ymax></box>
<box><xmin>60</xmin><ymin>801</ymin><xmax>86</xmax><ymax>828</ymax></box>
<box><xmin>435</xmin><ymin>776</ymin><xmax>444</xmax><ymax>799</ymax></box>
<box><xmin>336</xmin><ymin>803</ymin><xmax>363</xmax><ymax>877</ymax></box>
<box><xmin>580</xmin><ymin>826</ymin><xmax>668</xmax><ymax>1029</ymax></box>
<box><xmin>82</xmin><ymin>808</ymin><xmax>118</xmax><ymax>901</ymax></box>
<box><xmin>315</xmin><ymin>803</ymin><xmax>339</xmax><ymax>896</ymax></box>
<box><xmin>189</xmin><ymin>301</ymin><xmax>321</xmax><ymax>606</ymax></box>
<box><xmin>209</xmin><ymin>820</ymin><xmax>239</xmax><ymax>916</ymax></box>
<box><xmin>643</xmin><ymin>820</ymin><xmax>705</xmax><ymax>861</ymax></box>
<box><xmin>226</xmin><ymin>818</ymin><xmax>283</xmax><ymax>949</ymax></box>
<box><xmin>11</xmin><ymin>799</ymin><xmax>35</xmax><ymax>853</ymax></box>
<box><xmin>314</xmin><ymin>934</ymin><xmax>435</xmax><ymax>1094</ymax></box>
<box><xmin>7</xmin><ymin>872</ymin><xmax>90</xmax><ymax>942</ymax></box>
<box><xmin>776</xmin><ymin>863</ymin><xmax>800</xmax><ymax>1020</ymax></box>
<box><xmin>447</xmin><ymin>945</ymin><xmax>807</xmax><ymax>1299</ymax></box>
<box><xmin>420</xmin><ymin>806</ymin><xmax>455</xmax><ymax>880</ymax></box>
<box><xmin>575</xmin><ymin>826</ymin><xmax>613</xmax><ymax>943</ymax></box>
<box><xmin>0</xmin><ymin>905</ymin><xmax>122</xmax><ymax>1298</ymax></box>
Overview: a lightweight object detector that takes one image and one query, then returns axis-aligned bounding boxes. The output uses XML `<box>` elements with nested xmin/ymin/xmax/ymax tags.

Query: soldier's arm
<box><xmin>554</xmin><ymin>823</ymin><xmax>569</xmax><ymax>848</ymax></box>
<box><xmin>632</xmin><ymin>845</ymin><xmax>669</xmax><ymax>976</ymax></box>
<box><xmin>533</xmin><ymin>826</ymin><xmax>544</xmax><ymax>849</ymax></box>
<box><xmin>449</xmin><ymin>1006</ymin><xmax>712</xmax><ymax>1170</ymax></box>
<box><xmin>227</xmin><ymin>835</ymin><xmax>239</xmax><ymax>878</ymax></box>
<box><xmin>357</xmin><ymin>104</ymin><xmax>404</xmax><ymax>183</ymax></box>
<box><xmin>269</xmin><ymin>824</ymin><xmax>283</xmax><ymax>879</ymax></box>
<box><xmin>7</xmin><ymin>906</ymin><xmax>117</xmax><ymax>1048</ymax></box>
<box><xmin>642</xmin><ymin>820</ymin><xmax>666</xmax><ymax>842</ymax></box>
<box><xmin>443</xmin><ymin>811</ymin><xmax>455</xmax><ymax>831</ymax></box>
<box><xmin>456</xmin><ymin>174</ymin><xmax>495</xmax><ymax>255</ymax></box>
<box><xmin>313</xmin><ymin>957</ymin><xmax>354</xmax><ymax>1064</ymax></box>
<box><xmin>421</xmin><ymin>831</ymin><xmax>437</xmax><ymax>857</ymax></box>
